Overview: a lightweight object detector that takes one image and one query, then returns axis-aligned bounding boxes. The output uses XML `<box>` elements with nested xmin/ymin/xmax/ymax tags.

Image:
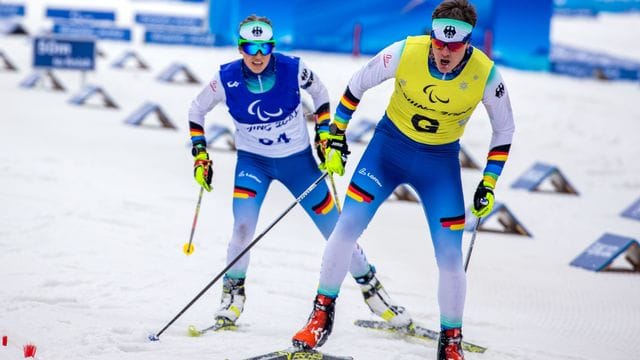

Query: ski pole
<box><xmin>464</xmin><ymin>216</ymin><xmax>481</xmax><ymax>272</ymax></box>
<box><xmin>329</xmin><ymin>174</ymin><xmax>342</xmax><ymax>213</ymax></box>
<box><xmin>183</xmin><ymin>187</ymin><xmax>204</xmax><ymax>255</ymax></box>
<box><xmin>149</xmin><ymin>172</ymin><xmax>329</xmax><ymax>341</ymax></box>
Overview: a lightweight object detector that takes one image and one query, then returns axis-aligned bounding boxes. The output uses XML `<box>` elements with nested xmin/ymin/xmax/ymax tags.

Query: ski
<box><xmin>187</xmin><ymin>318</ymin><xmax>237</xmax><ymax>337</ymax></box>
<box><xmin>354</xmin><ymin>319</ymin><xmax>487</xmax><ymax>354</ymax></box>
<box><xmin>242</xmin><ymin>347</ymin><xmax>353</xmax><ymax>360</ymax></box>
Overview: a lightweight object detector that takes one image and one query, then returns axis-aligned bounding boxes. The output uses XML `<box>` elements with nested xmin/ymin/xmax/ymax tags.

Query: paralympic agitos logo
<box><xmin>423</xmin><ymin>84</ymin><xmax>450</xmax><ymax>104</ymax></box>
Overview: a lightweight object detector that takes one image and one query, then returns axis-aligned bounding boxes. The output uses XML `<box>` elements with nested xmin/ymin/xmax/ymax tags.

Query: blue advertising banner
<box><xmin>46</xmin><ymin>8</ymin><xmax>116</xmax><ymax>22</ymax></box>
<box><xmin>554</xmin><ymin>0</ymin><xmax>640</xmax><ymax>14</ymax></box>
<box><xmin>550</xmin><ymin>45</ymin><xmax>640</xmax><ymax>81</ymax></box>
<box><xmin>33</xmin><ymin>37</ymin><xmax>95</xmax><ymax>71</ymax></box>
<box><xmin>52</xmin><ymin>23</ymin><xmax>131</xmax><ymax>41</ymax></box>
<box><xmin>144</xmin><ymin>30</ymin><xmax>214</xmax><ymax>46</ymax></box>
<box><xmin>135</xmin><ymin>13</ymin><xmax>204</xmax><ymax>27</ymax></box>
<box><xmin>0</xmin><ymin>3</ymin><xmax>25</xmax><ymax>17</ymax></box>
<box><xmin>208</xmin><ymin>0</ymin><xmax>551</xmax><ymax>70</ymax></box>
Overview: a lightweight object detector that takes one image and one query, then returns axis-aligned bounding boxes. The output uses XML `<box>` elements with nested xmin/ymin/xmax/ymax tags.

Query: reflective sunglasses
<box><xmin>238</xmin><ymin>39</ymin><xmax>276</xmax><ymax>55</ymax></box>
<box><xmin>430</xmin><ymin>31</ymin><xmax>470</xmax><ymax>52</ymax></box>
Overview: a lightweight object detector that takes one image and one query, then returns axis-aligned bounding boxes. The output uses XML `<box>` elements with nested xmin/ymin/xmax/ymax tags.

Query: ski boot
<box><xmin>355</xmin><ymin>266</ymin><xmax>412</xmax><ymax>327</ymax></box>
<box><xmin>437</xmin><ymin>328</ymin><xmax>465</xmax><ymax>360</ymax></box>
<box><xmin>213</xmin><ymin>276</ymin><xmax>246</xmax><ymax>326</ymax></box>
<box><xmin>292</xmin><ymin>294</ymin><xmax>336</xmax><ymax>350</ymax></box>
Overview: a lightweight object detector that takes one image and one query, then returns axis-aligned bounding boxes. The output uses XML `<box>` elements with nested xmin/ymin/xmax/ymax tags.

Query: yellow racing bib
<box><xmin>386</xmin><ymin>35</ymin><xmax>493</xmax><ymax>145</ymax></box>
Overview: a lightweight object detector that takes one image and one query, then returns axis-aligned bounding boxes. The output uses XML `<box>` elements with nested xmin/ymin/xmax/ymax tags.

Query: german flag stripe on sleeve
<box><xmin>482</xmin><ymin>144</ymin><xmax>511</xmax><ymax>188</ymax></box>
<box><xmin>233</xmin><ymin>186</ymin><xmax>257</xmax><ymax>199</ymax></box>
<box><xmin>440</xmin><ymin>215</ymin><xmax>466</xmax><ymax>231</ymax></box>
<box><xmin>315</xmin><ymin>103</ymin><xmax>331</xmax><ymax>124</ymax></box>
<box><xmin>312</xmin><ymin>191</ymin><xmax>335</xmax><ymax>215</ymax></box>
<box><xmin>189</xmin><ymin>121</ymin><xmax>204</xmax><ymax>136</ymax></box>
<box><xmin>339</xmin><ymin>87</ymin><xmax>360</xmax><ymax>110</ymax></box>
<box><xmin>189</xmin><ymin>121</ymin><xmax>206</xmax><ymax>146</ymax></box>
<box><xmin>333</xmin><ymin>87</ymin><xmax>361</xmax><ymax>131</ymax></box>
<box><xmin>346</xmin><ymin>182</ymin><xmax>374</xmax><ymax>203</ymax></box>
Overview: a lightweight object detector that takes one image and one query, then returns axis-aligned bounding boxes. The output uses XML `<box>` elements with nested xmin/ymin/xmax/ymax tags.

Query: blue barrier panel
<box><xmin>206</xmin><ymin>124</ymin><xmax>235</xmax><ymax>150</ymax></box>
<box><xmin>125</xmin><ymin>102</ymin><xmax>176</xmax><ymax>128</ymax></box>
<box><xmin>46</xmin><ymin>8</ymin><xmax>115</xmax><ymax>22</ymax></box>
<box><xmin>19</xmin><ymin>72</ymin><xmax>41</xmax><ymax>87</ymax></box>
<box><xmin>459</xmin><ymin>146</ymin><xmax>480</xmax><ymax>170</ymax></box>
<box><xmin>465</xmin><ymin>202</ymin><xmax>532</xmax><ymax>237</ymax></box>
<box><xmin>621</xmin><ymin>197</ymin><xmax>640</xmax><ymax>222</ymax></box>
<box><xmin>19</xmin><ymin>70</ymin><xmax>66</xmax><ymax>91</ymax></box>
<box><xmin>135</xmin><ymin>13</ymin><xmax>204</xmax><ymax>27</ymax></box>
<box><xmin>511</xmin><ymin>162</ymin><xmax>578</xmax><ymax>194</ymax></box>
<box><xmin>144</xmin><ymin>30</ymin><xmax>214</xmax><ymax>46</ymax></box>
<box><xmin>33</xmin><ymin>37</ymin><xmax>95</xmax><ymax>71</ymax></box>
<box><xmin>391</xmin><ymin>184</ymin><xmax>420</xmax><ymax>203</ymax></box>
<box><xmin>111</xmin><ymin>50</ymin><xmax>149</xmax><ymax>69</ymax></box>
<box><xmin>570</xmin><ymin>234</ymin><xmax>639</xmax><ymax>272</ymax></box>
<box><xmin>52</xmin><ymin>23</ymin><xmax>131</xmax><ymax>42</ymax></box>
<box><xmin>0</xmin><ymin>20</ymin><xmax>27</xmax><ymax>35</ymax></box>
<box><xmin>68</xmin><ymin>85</ymin><xmax>118</xmax><ymax>108</ymax></box>
<box><xmin>126</xmin><ymin>103</ymin><xmax>157</xmax><ymax>125</ymax></box>
<box><xmin>511</xmin><ymin>162</ymin><xmax>556</xmax><ymax>190</ymax></box>
<box><xmin>156</xmin><ymin>62</ymin><xmax>200</xmax><ymax>83</ymax></box>
<box><xmin>0</xmin><ymin>50</ymin><xmax>18</xmax><ymax>71</ymax></box>
<box><xmin>348</xmin><ymin>119</ymin><xmax>377</xmax><ymax>143</ymax></box>
<box><xmin>0</xmin><ymin>4</ymin><xmax>25</xmax><ymax>17</ymax></box>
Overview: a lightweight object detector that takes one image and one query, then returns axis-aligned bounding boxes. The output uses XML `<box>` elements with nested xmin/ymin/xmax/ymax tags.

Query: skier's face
<box><xmin>240</xmin><ymin>46</ymin><xmax>271</xmax><ymax>74</ymax></box>
<box><xmin>430</xmin><ymin>37</ymin><xmax>469</xmax><ymax>73</ymax></box>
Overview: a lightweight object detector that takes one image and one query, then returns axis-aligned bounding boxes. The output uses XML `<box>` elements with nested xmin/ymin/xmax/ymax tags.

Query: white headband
<box><xmin>431</xmin><ymin>18</ymin><xmax>473</xmax><ymax>42</ymax></box>
<box><xmin>239</xmin><ymin>21</ymin><xmax>273</xmax><ymax>42</ymax></box>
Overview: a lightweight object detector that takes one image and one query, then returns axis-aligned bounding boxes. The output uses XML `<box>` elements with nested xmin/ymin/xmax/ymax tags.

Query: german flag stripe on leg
<box><xmin>346</xmin><ymin>182</ymin><xmax>374</xmax><ymax>203</ymax></box>
<box><xmin>233</xmin><ymin>186</ymin><xmax>257</xmax><ymax>199</ymax></box>
<box><xmin>312</xmin><ymin>191</ymin><xmax>335</xmax><ymax>215</ymax></box>
<box><xmin>440</xmin><ymin>215</ymin><xmax>466</xmax><ymax>231</ymax></box>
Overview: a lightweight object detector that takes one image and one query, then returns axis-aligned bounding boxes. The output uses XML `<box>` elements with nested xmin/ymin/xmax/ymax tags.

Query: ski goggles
<box><xmin>430</xmin><ymin>31</ymin><xmax>470</xmax><ymax>52</ymax></box>
<box><xmin>238</xmin><ymin>39</ymin><xmax>276</xmax><ymax>56</ymax></box>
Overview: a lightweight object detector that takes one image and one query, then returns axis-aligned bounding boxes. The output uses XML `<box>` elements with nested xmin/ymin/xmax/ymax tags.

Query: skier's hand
<box><xmin>192</xmin><ymin>145</ymin><xmax>213</xmax><ymax>192</ymax></box>
<box><xmin>323</xmin><ymin>124</ymin><xmax>350</xmax><ymax>176</ymax></box>
<box><xmin>314</xmin><ymin>121</ymin><xmax>330</xmax><ymax>164</ymax></box>
<box><xmin>471</xmin><ymin>180</ymin><xmax>494</xmax><ymax>217</ymax></box>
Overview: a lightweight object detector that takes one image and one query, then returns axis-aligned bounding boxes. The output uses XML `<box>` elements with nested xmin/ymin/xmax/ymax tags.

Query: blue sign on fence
<box><xmin>621</xmin><ymin>197</ymin><xmax>640</xmax><ymax>222</ymax></box>
<box><xmin>570</xmin><ymin>233</ymin><xmax>639</xmax><ymax>272</ymax></box>
<box><xmin>46</xmin><ymin>8</ymin><xmax>115</xmax><ymax>22</ymax></box>
<box><xmin>33</xmin><ymin>37</ymin><xmax>95</xmax><ymax>71</ymax></box>
<box><xmin>0</xmin><ymin>4</ymin><xmax>25</xmax><ymax>17</ymax></box>
<box><xmin>135</xmin><ymin>13</ymin><xmax>204</xmax><ymax>28</ymax></box>
<box><xmin>52</xmin><ymin>23</ymin><xmax>131</xmax><ymax>41</ymax></box>
<box><xmin>144</xmin><ymin>30</ymin><xmax>214</xmax><ymax>46</ymax></box>
<box><xmin>551</xmin><ymin>45</ymin><xmax>640</xmax><ymax>81</ymax></box>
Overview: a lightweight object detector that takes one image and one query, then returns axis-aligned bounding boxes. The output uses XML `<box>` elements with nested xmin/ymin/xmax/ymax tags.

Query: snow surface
<box><xmin>1</xmin><ymin>1</ymin><xmax>640</xmax><ymax>360</ymax></box>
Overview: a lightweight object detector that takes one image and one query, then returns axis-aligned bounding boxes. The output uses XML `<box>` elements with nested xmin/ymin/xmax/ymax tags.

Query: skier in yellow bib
<box><xmin>293</xmin><ymin>1</ymin><xmax>515</xmax><ymax>359</ymax></box>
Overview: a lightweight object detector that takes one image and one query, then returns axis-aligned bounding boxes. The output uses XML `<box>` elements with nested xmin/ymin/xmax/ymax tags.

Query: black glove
<box><xmin>472</xmin><ymin>181</ymin><xmax>495</xmax><ymax>217</ymax></box>
<box><xmin>326</xmin><ymin>123</ymin><xmax>350</xmax><ymax>165</ymax></box>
